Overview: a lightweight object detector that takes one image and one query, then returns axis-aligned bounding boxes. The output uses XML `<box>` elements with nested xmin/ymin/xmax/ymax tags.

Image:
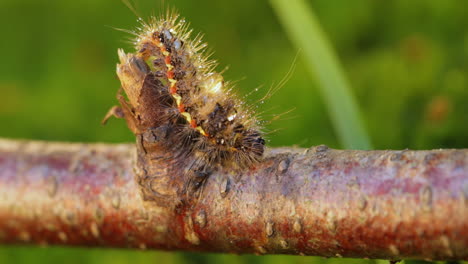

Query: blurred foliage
<box><xmin>0</xmin><ymin>0</ymin><xmax>467</xmax><ymax>263</ymax></box>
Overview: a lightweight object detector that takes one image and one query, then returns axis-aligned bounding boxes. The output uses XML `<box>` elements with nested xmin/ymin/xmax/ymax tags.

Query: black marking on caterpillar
<box><xmin>113</xmin><ymin>11</ymin><xmax>265</xmax><ymax>198</ymax></box>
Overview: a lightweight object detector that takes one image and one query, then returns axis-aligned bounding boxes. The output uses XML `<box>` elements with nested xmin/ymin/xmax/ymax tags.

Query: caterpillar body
<box><xmin>111</xmin><ymin>12</ymin><xmax>265</xmax><ymax>195</ymax></box>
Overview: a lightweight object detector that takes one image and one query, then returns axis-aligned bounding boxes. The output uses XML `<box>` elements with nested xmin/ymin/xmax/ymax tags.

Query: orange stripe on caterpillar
<box><xmin>190</xmin><ymin>119</ymin><xmax>197</xmax><ymax>128</ymax></box>
<box><xmin>178</xmin><ymin>103</ymin><xmax>185</xmax><ymax>112</ymax></box>
<box><xmin>170</xmin><ymin>85</ymin><xmax>177</xmax><ymax>94</ymax></box>
<box><xmin>167</xmin><ymin>70</ymin><xmax>174</xmax><ymax>79</ymax></box>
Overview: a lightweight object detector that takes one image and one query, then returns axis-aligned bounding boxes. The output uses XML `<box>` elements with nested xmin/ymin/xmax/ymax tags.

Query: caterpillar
<box><xmin>107</xmin><ymin>11</ymin><xmax>265</xmax><ymax>195</ymax></box>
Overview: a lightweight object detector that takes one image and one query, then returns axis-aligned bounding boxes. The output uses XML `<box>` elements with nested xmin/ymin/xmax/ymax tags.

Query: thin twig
<box><xmin>0</xmin><ymin>138</ymin><xmax>466</xmax><ymax>261</ymax></box>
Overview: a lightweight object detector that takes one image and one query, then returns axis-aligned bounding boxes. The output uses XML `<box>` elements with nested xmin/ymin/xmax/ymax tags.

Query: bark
<box><xmin>0</xmin><ymin>138</ymin><xmax>466</xmax><ymax>261</ymax></box>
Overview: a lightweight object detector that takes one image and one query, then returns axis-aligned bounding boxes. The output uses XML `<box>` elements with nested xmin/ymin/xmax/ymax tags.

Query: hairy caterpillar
<box><xmin>106</xmin><ymin>11</ymin><xmax>265</xmax><ymax>195</ymax></box>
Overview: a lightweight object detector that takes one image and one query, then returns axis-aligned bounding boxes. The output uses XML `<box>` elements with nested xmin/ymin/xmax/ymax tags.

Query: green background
<box><xmin>0</xmin><ymin>0</ymin><xmax>467</xmax><ymax>263</ymax></box>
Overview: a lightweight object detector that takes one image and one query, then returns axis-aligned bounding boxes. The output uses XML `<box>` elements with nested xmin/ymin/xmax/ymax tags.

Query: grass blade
<box><xmin>270</xmin><ymin>0</ymin><xmax>372</xmax><ymax>149</ymax></box>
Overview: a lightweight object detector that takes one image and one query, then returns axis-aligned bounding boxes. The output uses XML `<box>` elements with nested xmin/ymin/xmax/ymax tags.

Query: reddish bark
<box><xmin>0</xmin><ymin>138</ymin><xmax>466</xmax><ymax>261</ymax></box>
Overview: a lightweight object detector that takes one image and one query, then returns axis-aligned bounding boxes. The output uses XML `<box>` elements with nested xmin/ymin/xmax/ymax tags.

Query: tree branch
<box><xmin>0</xmin><ymin>138</ymin><xmax>466</xmax><ymax>261</ymax></box>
